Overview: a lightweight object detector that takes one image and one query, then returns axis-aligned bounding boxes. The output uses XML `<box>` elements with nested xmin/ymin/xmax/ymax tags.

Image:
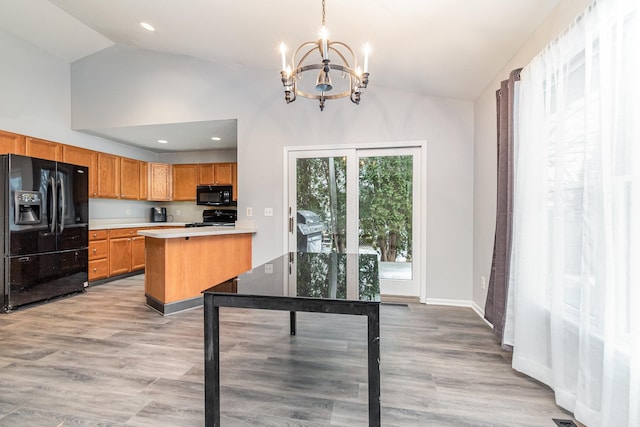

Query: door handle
<box><xmin>48</xmin><ymin>176</ymin><xmax>56</xmax><ymax>233</ymax></box>
<box><xmin>58</xmin><ymin>176</ymin><xmax>65</xmax><ymax>233</ymax></box>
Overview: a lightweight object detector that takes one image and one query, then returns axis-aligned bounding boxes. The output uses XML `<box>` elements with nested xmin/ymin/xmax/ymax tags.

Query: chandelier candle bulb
<box><xmin>321</xmin><ymin>27</ymin><xmax>329</xmax><ymax>60</ymax></box>
<box><xmin>364</xmin><ymin>44</ymin><xmax>370</xmax><ymax>73</ymax></box>
<box><xmin>280</xmin><ymin>42</ymin><xmax>287</xmax><ymax>71</ymax></box>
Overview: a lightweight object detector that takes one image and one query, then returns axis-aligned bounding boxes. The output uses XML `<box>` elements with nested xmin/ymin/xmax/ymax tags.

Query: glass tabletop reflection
<box><xmin>208</xmin><ymin>252</ymin><xmax>380</xmax><ymax>302</ymax></box>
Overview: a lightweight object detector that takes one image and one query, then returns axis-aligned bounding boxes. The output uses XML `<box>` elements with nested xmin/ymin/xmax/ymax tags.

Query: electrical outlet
<box><xmin>125</xmin><ymin>209</ymin><xmax>131</xmax><ymax>216</ymax></box>
<box><xmin>481</xmin><ymin>276</ymin><xmax>486</xmax><ymax>290</ymax></box>
<box><xmin>264</xmin><ymin>264</ymin><xmax>273</xmax><ymax>274</ymax></box>
<box><xmin>264</xmin><ymin>208</ymin><xmax>273</xmax><ymax>217</ymax></box>
<box><xmin>176</xmin><ymin>209</ymin><xmax>181</xmax><ymax>216</ymax></box>
<box><xmin>246</xmin><ymin>207</ymin><xmax>253</xmax><ymax>217</ymax></box>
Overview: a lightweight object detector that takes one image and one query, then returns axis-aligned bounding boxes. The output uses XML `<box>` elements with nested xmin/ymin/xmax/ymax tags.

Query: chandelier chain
<box><xmin>322</xmin><ymin>0</ymin><xmax>326</xmax><ymax>27</ymax></box>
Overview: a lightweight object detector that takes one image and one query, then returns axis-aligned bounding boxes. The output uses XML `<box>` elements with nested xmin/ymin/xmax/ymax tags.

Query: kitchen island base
<box><xmin>141</xmin><ymin>230</ymin><xmax>253</xmax><ymax>315</ymax></box>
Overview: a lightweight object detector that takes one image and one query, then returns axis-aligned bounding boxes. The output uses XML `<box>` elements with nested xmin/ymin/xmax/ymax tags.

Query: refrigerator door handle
<box><xmin>48</xmin><ymin>176</ymin><xmax>57</xmax><ymax>233</ymax></box>
<box><xmin>57</xmin><ymin>176</ymin><xmax>65</xmax><ymax>233</ymax></box>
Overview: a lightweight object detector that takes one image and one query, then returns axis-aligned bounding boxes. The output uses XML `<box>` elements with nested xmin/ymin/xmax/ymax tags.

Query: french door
<box><xmin>287</xmin><ymin>146</ymin><xmax>422</xmax><ymax>298</ymax></box>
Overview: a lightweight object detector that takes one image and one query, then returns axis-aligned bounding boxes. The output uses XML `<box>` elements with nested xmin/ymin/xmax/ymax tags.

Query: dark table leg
<box><xmin>290</xmin><ymin>311</ymin><xmax>296</xmax><ymax>335</ymax></box>
<box><xmin>204</xmin><ymin>297</ymin><xmax>220</xmax><ymax>427</ymax></box>
<box><xmin>367</xmin><ymin>305</ymin><xmax>381</xmax><ymax>427</ymax></box>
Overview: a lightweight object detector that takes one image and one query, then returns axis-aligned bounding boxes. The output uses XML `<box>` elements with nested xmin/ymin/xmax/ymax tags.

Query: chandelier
<box><xmin>279</xmin><ymin>0</ymin><xmax>370</xmax><ymax>111</ymax></box>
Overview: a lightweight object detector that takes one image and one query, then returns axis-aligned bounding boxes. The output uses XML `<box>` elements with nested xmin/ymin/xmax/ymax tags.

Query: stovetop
<box><xmin>184</xmin><ymin>222</ymin><xmax>234</xmax><ymax>228</ymax></box>
<box><xmin>184</xmin><ymin>208</ymin><xmax>237</xmax><ymax>228</ymax></box>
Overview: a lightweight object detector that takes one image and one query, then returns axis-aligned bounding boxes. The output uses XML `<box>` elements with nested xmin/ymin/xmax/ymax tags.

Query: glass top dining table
<box><xmin>203</xmin><ymin>251</ymin><xmax>382</xmax><ymax>426</ymax></box>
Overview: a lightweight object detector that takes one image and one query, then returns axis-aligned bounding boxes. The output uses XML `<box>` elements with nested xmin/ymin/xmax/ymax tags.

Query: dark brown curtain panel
<box><xmin>484</xmin><ymin>68</ymin><xmax>521</xmax><ymax>341</ymax></box>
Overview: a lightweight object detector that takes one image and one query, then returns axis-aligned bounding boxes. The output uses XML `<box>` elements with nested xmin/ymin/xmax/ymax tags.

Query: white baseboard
<box><xmin>425</xmin><ymin>298</ymin><xmax>472</xmax><ymax>307</ymax></box>
<box><xmin>425</xmin><ymin>298</ymin><xmax>493</xmax><ymax>328</ymax></box>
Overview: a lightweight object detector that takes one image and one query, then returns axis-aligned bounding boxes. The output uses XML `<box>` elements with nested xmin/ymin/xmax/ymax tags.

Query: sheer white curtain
<box><xmin>504</xmin><ymin>0</ymin><xmax>640</xmax><ymax>425</ymax></box>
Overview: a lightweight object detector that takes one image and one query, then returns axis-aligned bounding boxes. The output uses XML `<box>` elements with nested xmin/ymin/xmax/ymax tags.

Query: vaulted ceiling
<box><xmin>0</xmin><ymin>0</ymin><xmax>561</xmax><ymax>151</ymax></box>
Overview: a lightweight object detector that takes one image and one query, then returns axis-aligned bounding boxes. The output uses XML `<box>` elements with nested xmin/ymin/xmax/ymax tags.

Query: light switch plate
<box><xmin>246</xmin><ymin>207</ymin><xmax>253</xmax><ymax>217</ymax></box>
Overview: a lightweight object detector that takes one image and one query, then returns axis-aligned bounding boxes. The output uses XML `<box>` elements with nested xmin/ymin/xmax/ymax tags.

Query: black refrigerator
<box><xmin>1</xmin><ymin>154</ymin><xmax>88</xmax><ymax>312</ymax></box>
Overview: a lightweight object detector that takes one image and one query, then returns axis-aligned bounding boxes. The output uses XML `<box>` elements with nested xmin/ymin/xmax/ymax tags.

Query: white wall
<box><xmin>0</xmin><ymin>31</ymin><xmax>241</xmax><ymax>221</ymax></box>
<box><xmin>71</xmin><ymin>45</ymin><xmax>475</xmax><ymax>303</ymax></box>
<box><xmin>472</xmin><ymin>0</ymin><xmax>593</xmax><ymax>311</ymax></box>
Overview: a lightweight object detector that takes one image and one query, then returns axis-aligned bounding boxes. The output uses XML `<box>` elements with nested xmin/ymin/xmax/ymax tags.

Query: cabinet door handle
<box><xmin>92</xmin><ymin>248</ymin><xmax>97</xmax><ymax>253</ymax></box>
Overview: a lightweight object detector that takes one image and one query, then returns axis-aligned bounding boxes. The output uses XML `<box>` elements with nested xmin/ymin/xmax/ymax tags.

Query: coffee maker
<box><xmin>150</xmin><ymin>207</ymin><xmax>167</xmax><ymax>222</ymax></box>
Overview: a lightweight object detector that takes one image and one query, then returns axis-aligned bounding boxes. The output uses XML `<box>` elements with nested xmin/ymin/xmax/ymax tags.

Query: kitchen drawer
<box><xmin>89</xmin><ymin>240</ymin><xmax>108</xmax><ymax>260</ymax></box>
<box><xmin>89</xmin><ymin>229</ymin><xmax>108</xmax><ymax>241</ymax></box>
<box><xmin>89</xmin><ymin>258</ymin><xmax>109</xmax><ymax>281</ymax></box>
<box><xmin>109</xmin><ymin>228</ymin><xmax>139</xmax><ymax>239</ymax></box>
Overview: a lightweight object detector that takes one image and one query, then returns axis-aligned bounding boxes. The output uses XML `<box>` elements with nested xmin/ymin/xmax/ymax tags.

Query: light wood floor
<box><xmin>0</xmin><ymin>274</ymin><xmax>578</xmax><ymax>426</ymax></box>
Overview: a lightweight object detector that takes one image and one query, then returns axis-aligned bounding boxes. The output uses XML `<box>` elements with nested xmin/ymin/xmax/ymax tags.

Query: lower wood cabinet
<box><xmin>108</xmin><ymin>228</ymin><xmax>138</xmax><ymax>276</ymax></box>
<box><xmin>88</xmin><ymin>230</ymin><xmax>109</xmax><ymax>281</ymax></box>
<box><xmin>131</xmin><ymin>234</ymin><xmax>146</xmax><ymax>271</ymax></box>
<box><xmin>89</xmin><ymin>226</ymin><xmax>171</xmax><ymax>283</ymax></box>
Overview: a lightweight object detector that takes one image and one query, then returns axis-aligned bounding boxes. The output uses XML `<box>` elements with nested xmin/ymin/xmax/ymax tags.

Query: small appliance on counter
<box><xmin>185</xmin><ymin>208</ymin><xmax>237</xmax><ymax>227</ymax></box>
<box><xmin>150</xmin><ymin>207</ymin><xmax>167</xmax><ymax>222</ymax></box>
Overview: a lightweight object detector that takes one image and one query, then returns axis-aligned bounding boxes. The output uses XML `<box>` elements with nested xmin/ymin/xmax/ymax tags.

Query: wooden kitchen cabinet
<box><xmin>148</xmin><ymin>163</ymin><xmax>172</xmax><ymax>201</ymax></box>
<box><xmin>197</xmin><ymin>163</ymin><xmax>215</xmax><ymax>184</ymax></box>
<box><xmin>214</xmin><ymin>163</ymin><xmax>233</xmax><ymax>184</ymax></box>
<box><xmin>197</xmin><ymin>162</ymin><xmax>234</xmax><ymax>185</ymax></box>
<box><xmin>62</xmin><ymin>145</ymin><xmax>99</xmax><ymax>197</ymax></box>
<box><xmin>88</xmin><ymin>229</ymin><xmax>109</xmax><ymax>281</ymax></box>
<box><xmin>131</xmin><ymin>235</ymin><xmax>146</xmax><ymax>271</ymax></box>
<box><xmin>172</xmin><ymin>164</ymin><xmax>198</xmax><ymax>201</ymax></box>
<box><xmin>198</xmin><ymin>162</ymin><xmax>238</xmax><ymax>200</ymax></box>
<box><xmin>0</xmin><ymin>130</ymin><xmax>26</xmax><ymax>155</ymax></box>
<box><xmin>108</xmin><ymin>228</ymin><xmax>138</xmax><ymax>276</ymax></box>
<box><xmin>232</xmin><ymin>162</ymin><xmax>238</xmax><ymax>201</ymax></box>
<box><xmin>120</xmin><ymin>157</ymin><xmax>140</xmax><ymax>199</ymax></box>
<box><xmin>97</xmin><ymin>153</ymin><xmax>120</xmax><ymax>198</ymax></box>
<box><xmin>25</xmin><ymin>137</ymin><xmax>60</xmax><ymax>161</ymax></box>
<box><xmin>139</xmin><ymin>162</ymin><xmax>149</xmax><ymax>200</ymax></box>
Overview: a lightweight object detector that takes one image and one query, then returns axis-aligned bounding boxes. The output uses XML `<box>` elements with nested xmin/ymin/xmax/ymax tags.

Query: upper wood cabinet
<box><xmin>197</xmin><ymin>163</ymin><xmax>215</xmax><ymax>185</ymax></box>
<box><xmin>197</xmin><ymin>162</ymin><xmax>234</xmax><ymax>185</ymax></box>
<box><xmin>62</xmin><ymin>145</ymin><xmax>98</xmax><ymax>197</ymax></box>
<box><xmin>148</xmin><ymin>163</ymin><xmax>172</xmax><ymax>201</ymax></box>
<box><xmin>214</xmin><ymin>163</ymin><xmax>233</xmax><ymax>184</ymax></box>
<box><xmin>139</xmin><ymin>162</ymin><xmax>149</xmax><ymax>200</ymax></box>
<box><xmin>172</xmin><ymin>164</ymin><xmax>198</xmax><ymax>201</ymax></box>
<box><xmin>197</xmin><ymin>162</ymin><xmax>238</xmax><ymax>200</ymax></box>
<box><xmin>120</xmin><ymin>157</ymin><xmax>140</xmax><ymax>199</ymax></box>
<box><xmin>232</xmin><ymin>163</ymin><xmax>238</xmax><ymax>201</ymax></box>
<box><xmin>97</xmin><ymin>153</ymin><xmax>120</xmax><ymax>198</ymax></box>
<box><xmin>0</xmin><ymin>130</ymin><xmax>26</xmax><ymax>155</ymax></box>
<box><xmin>25</xmin><ymin>137</ymin><xmax>60</xmax><ymax>161</ymax></box>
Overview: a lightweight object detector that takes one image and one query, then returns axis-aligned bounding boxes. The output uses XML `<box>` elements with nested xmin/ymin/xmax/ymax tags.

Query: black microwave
<box><xmin>196</xmin><ymin>185</ymin><xmax>233</xmax><ymax>206</ymax></box>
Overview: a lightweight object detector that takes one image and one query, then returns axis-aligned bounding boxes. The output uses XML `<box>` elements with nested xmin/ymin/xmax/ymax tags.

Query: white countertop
<box><xmin>89</xmin><ymin>222</ymin><xmax>187</xmax><ymax>230</ymax></box>
<box><xmin>138</xmin><ymin>225</ymin><xmax>257</xmax><ymax>239</ymax></box>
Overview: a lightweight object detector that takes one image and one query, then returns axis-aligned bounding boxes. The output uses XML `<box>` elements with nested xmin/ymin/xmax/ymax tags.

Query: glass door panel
<box><xmin>291</xmin><ymin>153</ymin><xmax>350</xmax><ymax>253</ymax></box>
<box><xmin>358</xmin><ymin>155</ymin><xmax>413</xmax><ymax>280</ymax></box>
<box><xmin>289</xmin><ymin>146</ymin><xmax>421</xmax><ymax>298</ymax></box>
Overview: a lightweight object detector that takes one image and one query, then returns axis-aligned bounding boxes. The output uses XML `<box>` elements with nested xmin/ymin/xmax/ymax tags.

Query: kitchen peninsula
<box><xmin>138</xmin><ymin>225</ymin><xmax>256</xmax><ymax>315</ymax></box>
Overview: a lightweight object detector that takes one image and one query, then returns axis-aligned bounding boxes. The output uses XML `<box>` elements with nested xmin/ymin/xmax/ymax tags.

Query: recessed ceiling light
<box><xmin>211</xmin><ymin>137</ymin><xmax>221</xmax><ymax>141</ymax></box>
<box><xmin>140</xmin><ymin>22</ymin><xmax>155</xmax><ymax>31</ymax></box>
<box><xmin>157</xmin><ymin>139</ymin><xmax>168</xmax><ymax>144</ymax></box>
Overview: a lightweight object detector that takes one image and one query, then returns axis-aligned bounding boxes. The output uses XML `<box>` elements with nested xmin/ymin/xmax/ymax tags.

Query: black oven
<box><xmin>196</xmin><ymin>185</ymin><xmax>232</xmax><ymax>206</ymax></box>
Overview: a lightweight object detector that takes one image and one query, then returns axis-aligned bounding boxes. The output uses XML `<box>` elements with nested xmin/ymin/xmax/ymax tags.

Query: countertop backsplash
<box><xmin>89</xmin><ymin>199</ymin><xmax>207</xmax><ymax>224</ymax></box>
